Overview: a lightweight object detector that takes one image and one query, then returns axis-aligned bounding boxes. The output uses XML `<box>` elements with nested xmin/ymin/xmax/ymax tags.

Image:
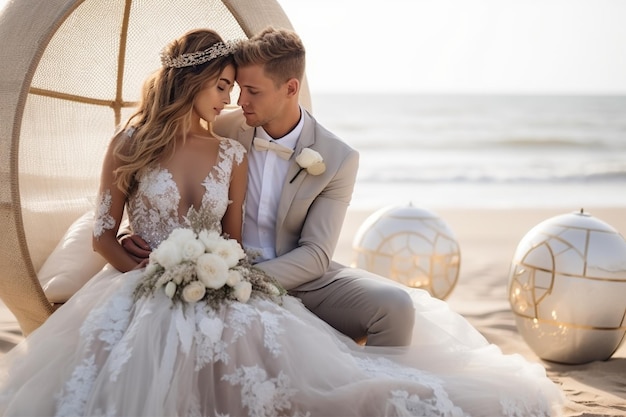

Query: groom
<box><xmin>124</xmin><ymin>27</ymin><xmax>415</xmax><ymax>346</ymax></box>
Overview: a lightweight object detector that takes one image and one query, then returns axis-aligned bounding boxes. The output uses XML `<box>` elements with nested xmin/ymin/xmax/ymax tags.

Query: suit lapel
<box><xmin>275</xmin><ymin>112</ymin><xmax>316</xmax><ymax>238</ymax></box>
<box><xmin>236</xmin><ymin>122</ymin><xmax>254</xmax><ymax>151</ymax></box>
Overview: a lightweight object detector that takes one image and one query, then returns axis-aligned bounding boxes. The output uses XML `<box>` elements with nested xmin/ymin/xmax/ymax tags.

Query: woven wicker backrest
<box><xmin>0</xmin><ymin>0</ymin><xmax>311</xmax><ymax>335</ymax></box>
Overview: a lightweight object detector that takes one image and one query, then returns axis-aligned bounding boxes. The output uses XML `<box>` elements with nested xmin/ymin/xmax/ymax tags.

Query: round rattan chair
<box><xmin>0</xmin><ymin>0</ymin><xmax>311</xmax><ymax>336</ymax></box>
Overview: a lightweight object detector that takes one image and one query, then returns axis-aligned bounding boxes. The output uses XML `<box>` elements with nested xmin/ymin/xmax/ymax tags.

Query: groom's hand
<box><xmin>119</xmin><ymin>234</ymin><xmax>151</xmax><ymax>263</ymax></box>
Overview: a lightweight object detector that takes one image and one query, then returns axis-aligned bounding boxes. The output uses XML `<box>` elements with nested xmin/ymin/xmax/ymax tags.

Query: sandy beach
<box><xmin>2</xmin><ymin>205</ymin><xmax>626</xmax><ymax>415</ymax></box>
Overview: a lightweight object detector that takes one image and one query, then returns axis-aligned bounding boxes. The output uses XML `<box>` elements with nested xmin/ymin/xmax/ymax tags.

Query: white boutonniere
<box><xmin>289</xmin><ymin>148</ymin><xmax>326</xmax><ymax>183</ymax></box>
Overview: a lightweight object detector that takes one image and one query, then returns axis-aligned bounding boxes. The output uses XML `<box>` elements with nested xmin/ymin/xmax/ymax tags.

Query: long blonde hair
<box><xmin>114</xmin><ymin>29</ymin><xmax>235</xmax><ymax>194</ymax></box>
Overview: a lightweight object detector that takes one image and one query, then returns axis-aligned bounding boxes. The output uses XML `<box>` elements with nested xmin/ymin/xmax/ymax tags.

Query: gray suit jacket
<box><xmin>213</xmin><ymin>107</ymin><xmax>359</xmax><ymax>291</ymax></box>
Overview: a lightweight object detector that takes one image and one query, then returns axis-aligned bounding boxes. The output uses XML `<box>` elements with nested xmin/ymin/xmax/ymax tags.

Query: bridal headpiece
<box><xmin>160</xmin><ymin>40</ymin><xmax>240</xmax><ymax>69</ymax></box>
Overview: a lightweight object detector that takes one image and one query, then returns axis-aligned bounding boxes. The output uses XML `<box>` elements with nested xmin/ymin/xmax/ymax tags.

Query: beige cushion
<box><xmin>38</xmin><ymin>211</ymin><xmax>107</xmax><ymax>303</ymax></box>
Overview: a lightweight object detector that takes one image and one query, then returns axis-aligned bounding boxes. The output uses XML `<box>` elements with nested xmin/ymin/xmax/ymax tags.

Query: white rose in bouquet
<box><xmin>196</xmin><ymin>253</ymin><xmax>229</xmax><ymax>289</ymax></box>
<box><xmin>167</xmin><ymin>228</ymin><xmax>196</xmax><ymax>245</ymax></box>
<box><xmin>152</xmin><ymin>240</ymin><xmax>183</xmax><ymax>269</ymax></box>
<box><xmin>180</xmin><ymin>238</ymin><xmax>205</xmax><ymax>261</ymax></box>
<box><xmin>226</xmin><ymin>269</ymin><xmax>243</xmax><ymax>287</ymax></box>
<box><xmin>214</xmin><ymin>239</ymin><xmax>246</xmax><ymax>268</ymax></box>
<box><xmin>197</xmin><ymin>229</ymin><xmax>222</xmax><ymax>252</ymax></box>
<box><xmin>233</xmin><ymin>280</ymin><xmax>252</xmax><ymax>303</ymax></box>
<box><xmin>182</xmin><ymin>281</ymin><xmax>206</xmax><ymax>303</ymax></box>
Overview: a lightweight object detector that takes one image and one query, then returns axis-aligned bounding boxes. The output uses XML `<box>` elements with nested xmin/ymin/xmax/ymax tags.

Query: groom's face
<box><xmin>236</xmin><ymin>64</ymin><xmax>289</xmax><ymax>128</ymax></box>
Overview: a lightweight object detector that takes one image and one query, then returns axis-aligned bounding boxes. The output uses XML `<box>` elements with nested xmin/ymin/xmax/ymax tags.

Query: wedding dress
<box><xmin>0</xmin><ymin>137</ymin><xmax>563</xmax><ymax>417</ymax></box>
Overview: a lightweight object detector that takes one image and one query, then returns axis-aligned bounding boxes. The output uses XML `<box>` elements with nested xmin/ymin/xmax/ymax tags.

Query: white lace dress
<box><xmin>0</xmin><ymin>138</ymin><xmax>563</xmax><ymax>417</ymax></box>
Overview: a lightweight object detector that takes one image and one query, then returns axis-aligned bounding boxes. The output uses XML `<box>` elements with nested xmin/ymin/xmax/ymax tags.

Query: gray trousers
<box><xmin>291</xmin><ymin>266</ymin><xmax>415</xmax><ymax>347</ymax></box>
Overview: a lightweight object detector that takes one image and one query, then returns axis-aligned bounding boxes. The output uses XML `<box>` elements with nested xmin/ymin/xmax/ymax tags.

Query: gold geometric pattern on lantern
<box><xmin>351</xmin><ymin>204</ymin><xmax>460</xmax><ymax>300</ymax></box>
<box><xmin>508</xmin><ymin>209</ymin><xmax>626</xmax><ymax>364</ymax></box>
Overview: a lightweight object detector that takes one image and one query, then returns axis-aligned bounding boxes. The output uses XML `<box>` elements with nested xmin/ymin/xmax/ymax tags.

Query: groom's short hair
<box><xmin>235</xmin><ymin>26</ymin><xmax>305</xmax><ymax>87</ymax></box>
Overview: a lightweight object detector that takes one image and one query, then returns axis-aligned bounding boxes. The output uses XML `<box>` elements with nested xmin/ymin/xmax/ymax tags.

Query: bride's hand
<box><xmin>120</xmin><ymin>234</ymin><xmax>151</xmax><ymax>263</ymax></box>
<box><xmin>134</xmin><ymin>258</ymin><xmax>149</xmax><ymax>270</ymax></box>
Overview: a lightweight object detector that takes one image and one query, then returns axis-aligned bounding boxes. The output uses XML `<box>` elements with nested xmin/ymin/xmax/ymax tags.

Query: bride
<box><xmin>0</xmin><ymin>28</ymin><xmax>563</xmax><ymax>417</ymax></box>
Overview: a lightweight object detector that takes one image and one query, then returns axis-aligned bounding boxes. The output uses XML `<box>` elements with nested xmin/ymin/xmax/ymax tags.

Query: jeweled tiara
<box><xmin>160</xmin><ymin>40</ymin><xmax>239</xmax><ymax>69</ymax></box>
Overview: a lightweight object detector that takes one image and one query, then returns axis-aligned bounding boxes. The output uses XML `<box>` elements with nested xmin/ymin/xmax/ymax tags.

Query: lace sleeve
<box><xmin>92</xmin><ymin>130</ymin><xmax>133</xmax><ymax>246</ymax></box>
<box><xmin>223</xmin><ymin>138</ymin><xmax>246</xmax><ymax>167</ymax></box>
<box><xmin>93</xmin><ymin>189</ymin><xmax>116</xmax><ymax>238</ymax></box>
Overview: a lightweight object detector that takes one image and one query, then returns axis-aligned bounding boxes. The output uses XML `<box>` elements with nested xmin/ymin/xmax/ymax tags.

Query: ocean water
<box><xmin>311</xmin><ymin>94</ymin><xmax>626</xmax><ymax>210</ymax></box>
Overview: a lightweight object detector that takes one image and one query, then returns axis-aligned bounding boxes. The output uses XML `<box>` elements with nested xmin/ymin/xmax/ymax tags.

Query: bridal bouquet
<box><xmin>134</xmin><ymin>212</ymin><xmax>285</xmax><ymax>307</ymax></box>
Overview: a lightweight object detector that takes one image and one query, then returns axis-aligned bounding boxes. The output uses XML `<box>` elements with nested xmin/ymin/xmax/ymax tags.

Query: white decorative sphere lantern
<box><xmin>508</xmin><ymin>209</ymin><xmax>626</xmax><ymax>364</ymax></box>
<box><xmin>351</xmin><ymin>204</ymin><xmax>460</xmax><ymax>300</ymax></box>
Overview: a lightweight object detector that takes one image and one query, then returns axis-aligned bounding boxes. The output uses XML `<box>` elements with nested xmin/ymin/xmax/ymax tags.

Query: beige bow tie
<box><xmin>253</xmin><ymin>137</ymin><xmax>294</xmax><ymax>160</ymax></box>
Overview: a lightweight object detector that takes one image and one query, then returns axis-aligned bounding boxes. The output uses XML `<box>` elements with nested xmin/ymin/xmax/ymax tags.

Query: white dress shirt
<box><xmin>243</xmin><ymin>112</ymin><xmax>304</xmax><ymax>262</ymax></box>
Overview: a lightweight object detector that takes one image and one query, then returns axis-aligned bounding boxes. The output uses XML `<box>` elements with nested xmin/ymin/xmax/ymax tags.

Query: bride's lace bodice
<box><xmin>127</xmin><ymin>137</ymin><xmax>245</xmax><ymax>250</ymax></box>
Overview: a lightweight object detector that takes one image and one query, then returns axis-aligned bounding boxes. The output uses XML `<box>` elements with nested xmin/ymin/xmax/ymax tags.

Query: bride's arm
<box><xmin>92</xmin><ymin>133</ymin><xmax>142</xmax><ymax>272</ymax></box>
<box><xmin>221</xmin><ymin>151</ymin><xmax>248</xmax><ymax>244</ymax></box>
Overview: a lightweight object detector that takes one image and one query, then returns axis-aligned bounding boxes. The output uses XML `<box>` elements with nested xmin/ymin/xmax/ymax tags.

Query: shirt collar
<box><xmin>255</xmin><ymin>106</ymin><xmax>304</xmax><ymax>151</ymax></box>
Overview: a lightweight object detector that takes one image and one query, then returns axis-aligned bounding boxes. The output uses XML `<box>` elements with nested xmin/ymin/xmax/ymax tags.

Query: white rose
<box><xmin>180</xmin><ymin>238</ymin><xmax>205</xmax><ymax>261</ymax></box>
<box><xmin>167</xmin><ymin>228</ymin><xmax>196</xmax><ymax>245</ymax></box>
<box><xmin>229</xmin><ymin>239</ymin><xmax>247</xmax><ymax>261</ymax></box>
<box><xmin>233</xmin><ymin>280</ymin><xmax>252</xmax><ymax>303</ymax></box>
<box><xmin>197</xmin><ymin>229</ymin><xmax>222</xmax><ymax>252</ymax></box>
<box><xmin>152</xmin><ymin>240</ymin><xmax>182</xmax><ymax>269</ymax></box>
<box><xmin>182</xmin><ymin>281</ymin><xmax>206</xmax><ymax>303</ymax></box>
<box><xmin>164</xmin><ymin>281</ymin><xmax>177</xmax><ymax>298</ymax></box>
<box><xmin>290</xmin><ymin>148</ymin><xmax>326</xmax><ymax>184</ymax></box>
<box><xmin>306</xmin><ymin>161</ymin><xmax>326</xmax><ymax>176</ymax></box>
<box><xmin>214</xmin><ymin>239</ymin><xmax>246</xmax><ymax>268</ymax></box>
<box><xmin>226</xmin><ymin>270</ymin><xmax>243</xmax><ymax>287</ymax></box>
<box><xmin>295</xmin><ymin>148</ymin><xmax>323</xmax><ymax>168</ymax></box>
<box><xmin>195</xmin><ymin>253</ymin><xmax>229</xmax><ymax>289</ymax></box>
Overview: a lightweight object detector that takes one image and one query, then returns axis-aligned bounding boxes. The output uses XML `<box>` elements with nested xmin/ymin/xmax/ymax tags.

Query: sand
<box><xmin>2</xmin><ymin>205</ymin><xmax>626</xmax><ymax>415</ymax></box>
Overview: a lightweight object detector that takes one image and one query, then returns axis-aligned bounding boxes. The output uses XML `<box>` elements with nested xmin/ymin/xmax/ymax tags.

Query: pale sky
<box><xmin>1</xmin><ymin>0</ymin><xmax>624</xmax><ymax>95</ymax></box>
<box><xmin>277</xmin><ymin>0</ymin><xmax>626</xmax><ymax>95</ymax></box>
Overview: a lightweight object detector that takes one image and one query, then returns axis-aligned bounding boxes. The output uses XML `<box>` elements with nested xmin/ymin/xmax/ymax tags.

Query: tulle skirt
<box><xmin>0</xmin><ymin>265</ymin><xmax>563</xmax><ymax>417</ymax></box>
